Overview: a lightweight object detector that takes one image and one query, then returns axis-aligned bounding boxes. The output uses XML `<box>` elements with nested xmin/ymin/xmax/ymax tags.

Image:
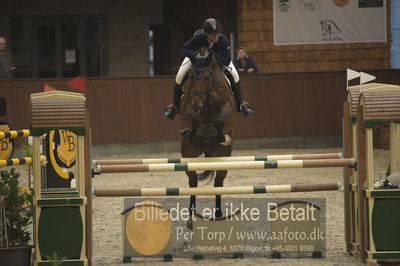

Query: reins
<box><xmin>189</xmin><ymin>57</ymin><xmax>219</xmax><ymax>96</ymax></box>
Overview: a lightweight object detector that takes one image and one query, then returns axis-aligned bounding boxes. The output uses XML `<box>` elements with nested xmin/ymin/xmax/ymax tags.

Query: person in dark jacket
<box><xmin>233</xmin><ymin>47</ymin><xmax>258</xmax><ymax>73</ymax></box>
<box><xmin>164</xmin><ymin>18</ymin><xmax>253</xmax><ymax>120</ymax></box>
<box><xmin>0</xmin><ymin>36</ymin><xmax>16</xmax><ymax>79</ymax></box>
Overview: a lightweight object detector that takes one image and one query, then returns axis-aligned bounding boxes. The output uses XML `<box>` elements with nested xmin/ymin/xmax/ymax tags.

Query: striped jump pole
<box><xmin>92</xmin><ymin>152</ymin><xmax>343</xmax><ymax>166</ymax></box>
<box><xmin>94</xmin><ymin>158</ymin><xmax>356</xmax><ymax>174</ymax></box>
<box><xmin>0</xmin><ymin>129</ymin><xmax>30</xmax><ymax>140</ymax></box>
<box><xmin>0</xmin><ymin>155</ymin><xmax>47</xmax><ymax>167</ymax></box>
<box><xmin>93</xmin><ymin>182</ymin><xmax>341</xmax><ymax>197</ymax></box>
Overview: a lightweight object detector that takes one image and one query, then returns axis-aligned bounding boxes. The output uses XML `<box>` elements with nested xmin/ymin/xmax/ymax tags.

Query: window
<box><xmin>10</xmin><ymin>15</ymin><xmax>106</xmax><ymax>78</ymax></box>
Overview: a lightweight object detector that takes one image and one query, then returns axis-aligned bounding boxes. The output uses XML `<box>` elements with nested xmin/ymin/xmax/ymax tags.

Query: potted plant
<box><xmin>0</xmin><ymin>167</ymin><xmax>34</xmax><ymax>266</ymax></box>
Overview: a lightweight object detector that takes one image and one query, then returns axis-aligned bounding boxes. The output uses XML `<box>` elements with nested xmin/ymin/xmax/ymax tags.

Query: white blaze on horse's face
<box><xmin>188</xmin><ymin>71</ymin><xmax>212</xmax><ymax>116</ymax></box>
<box><xmin>191</xmin><ymin>96</ymin><xmax>203</xmax><ymax>116</ymax></box>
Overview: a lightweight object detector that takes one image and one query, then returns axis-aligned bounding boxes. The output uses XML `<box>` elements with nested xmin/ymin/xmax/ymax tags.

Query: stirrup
<box><xmin>164</xmin><ymin>104</ymin><xmax>177</xmax><ymax>120</ymax></box>
<box><xmin>240</xmin><ymin>102</ymin><xmax>253</xmax><ymax>118</ymax></box>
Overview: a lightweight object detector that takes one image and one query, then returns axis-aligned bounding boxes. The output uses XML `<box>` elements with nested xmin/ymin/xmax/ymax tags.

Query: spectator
<box><xmin>233</xmin><ymin>47</ymin><xmax>258</xmax><ymax>73</ymax></box>
<box><xmin>0</xmin><ymin>36</ymin><xmax>16</xmax><ymax>79</ymax></box>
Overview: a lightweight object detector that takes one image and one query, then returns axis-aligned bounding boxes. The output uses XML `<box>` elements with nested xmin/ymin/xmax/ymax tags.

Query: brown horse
<box><xmin>178</xmin><ymin>50</ymin><xmax>238</xmax><ymax>218</ymax></box>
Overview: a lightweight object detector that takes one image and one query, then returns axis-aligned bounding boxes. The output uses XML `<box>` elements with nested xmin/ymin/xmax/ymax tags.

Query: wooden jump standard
<box><xmin>94</xmin><ymin>182</ymin><xmax>340</xmax><ymax>197</ymax></box>
<box><xmin>0</xmin><ymin>129</ymin><xmax>30</xmax><ymax>139</ymax></box>
<box><xmin>92</xmin><ymin>152</ymin><xmax>343</xmax><ymax>165</ymax></box>
<box><xmin>0</xmin><ymin>155</ymin><xmax>46</xmax><ymax>167</ymax></box>
<box><xmin>95</xmin><ymin>158</ymin><xmax>355</xmax><ymax>174</ymax></box>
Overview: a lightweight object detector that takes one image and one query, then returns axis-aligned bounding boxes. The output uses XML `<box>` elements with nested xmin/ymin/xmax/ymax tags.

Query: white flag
<box><xmin>347</xmin><ymin>69</ymin><xmax>360</xmax><ymax>81</ymax></box>
<box><xmin>360</xmin><ymin>72</ymin><xmax>376</xmax><ymax>84</ymax></box>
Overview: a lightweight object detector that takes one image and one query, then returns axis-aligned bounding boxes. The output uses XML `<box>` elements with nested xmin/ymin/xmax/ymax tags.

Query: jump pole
<box><xmin>92</xmin><ymin>152</ymin><xmax>343</xmax><ymax>165</ymax></box>
<box><xmin>94</xmin><ymin>182</ymin><xmax>340</xmax><ymax>197</ymax></box>
<box><xmin>0</xmin><ymin>155</ymin><xmax>46</xmax><ymax>167</ymax></box>
<box><xmin>95</xmin><ymin>158</ymin><xmax>356</xmax><ymax>174</ymax></box>
<box><xmin>0</xmin><ymin>129</ymin><xmax>30</xmax><ymax>139</ymax></box>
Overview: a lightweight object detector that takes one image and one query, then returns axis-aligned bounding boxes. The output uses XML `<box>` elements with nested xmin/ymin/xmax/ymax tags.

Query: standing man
<box><xmin>0</xmin><ymin>36</ymin><xmax>16</xmax><ymax>79</ymax></box>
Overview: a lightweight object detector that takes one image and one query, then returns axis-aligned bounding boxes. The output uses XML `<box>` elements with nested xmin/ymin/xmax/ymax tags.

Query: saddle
<box><xmin>185</xmin><ymin>62</ymin><xmax>233</xmax><ymax>91</ymax></box>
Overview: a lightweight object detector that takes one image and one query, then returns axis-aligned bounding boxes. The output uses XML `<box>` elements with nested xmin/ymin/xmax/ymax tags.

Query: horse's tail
<box><xmin>197</xmin><ymin>149</ymin><xmax>216</xmax><ymax>182</ymax></box>
<box><xmin>196</xmin><ymin>170</ymin><xmax>216</xmax><ymax>182</ymax></box>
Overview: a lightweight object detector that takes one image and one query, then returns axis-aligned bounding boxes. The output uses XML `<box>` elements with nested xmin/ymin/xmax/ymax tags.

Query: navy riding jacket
<box><xmin>181</xmin><ymin>31</ymin><xmax>231</xmax><ymax>67</ymax></box>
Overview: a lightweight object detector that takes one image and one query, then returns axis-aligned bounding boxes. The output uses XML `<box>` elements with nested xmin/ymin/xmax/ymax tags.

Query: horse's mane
<box><xmin>190</xmin><ymin>48</ymin><xmax>223</xmax><ymax>79</ymax></box>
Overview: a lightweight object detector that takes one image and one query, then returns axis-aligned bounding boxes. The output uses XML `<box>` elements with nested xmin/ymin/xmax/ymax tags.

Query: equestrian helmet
<box><xmin>202</xmin><ymin>18</ymin><xmax>222</xmax><ymax>35</ymax></box>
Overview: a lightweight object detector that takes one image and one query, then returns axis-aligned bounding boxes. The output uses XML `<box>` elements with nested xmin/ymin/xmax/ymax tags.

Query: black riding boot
<box><xmin>232</xmin><ymin>82</ymin><xmax>253</xmax><ymax>117</ymax></box>
<box><xmin>164</xmin><ymin>83</ymin><xmax>183</xmax><ymax>120</ymax></box>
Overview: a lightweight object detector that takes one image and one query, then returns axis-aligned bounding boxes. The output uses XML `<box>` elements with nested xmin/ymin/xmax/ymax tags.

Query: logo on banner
<box><xmin>278</xmin><ymin>0</ymin><xmax>290</xmax><ymax>12</ymax></box>
<box><xmin>56</xmin><ymin>130</ymin><xmax>77</xmax><ymax>167</ymax></box>
<box><xmin>320</xmin><ymin>20</ymin><xmax>343</xmax><ymax>41</ymax></box>
<box><xmin>0</xmin><ymin>122</ymin><xmax>14</xmax><ymax>160</ymax></box>
<box><xmin>333</xmin><ymin>0</ymin><xmax>349</xmax><ymax>7</ymax></box>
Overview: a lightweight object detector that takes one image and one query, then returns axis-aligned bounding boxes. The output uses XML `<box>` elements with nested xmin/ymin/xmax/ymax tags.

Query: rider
<box><xmin>164</xmin><ymin>18</ymin><xmax>254</xmax><ymax>120</ymax></box>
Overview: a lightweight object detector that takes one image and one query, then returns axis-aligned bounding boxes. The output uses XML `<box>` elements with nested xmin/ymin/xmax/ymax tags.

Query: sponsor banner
<box><xmin>274</xmin><ymin>0</ymin><xmax>386</xmax><ymax>45</ymax></box>
<box><xmin>0</xmin><ymin>122</ymin><xmax>14</xmax><ymax>160</ymax></box>
<box><xmin>123</xmin><ymin>198</ymin><xmax>327</xmax><ymax>259</ymax></box>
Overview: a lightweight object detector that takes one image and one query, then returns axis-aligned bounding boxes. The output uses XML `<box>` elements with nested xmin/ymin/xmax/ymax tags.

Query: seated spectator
<box><xmin>233</xmin><ymin>47</ymin><xmax>258</xmax><ymax>73</ymax></box>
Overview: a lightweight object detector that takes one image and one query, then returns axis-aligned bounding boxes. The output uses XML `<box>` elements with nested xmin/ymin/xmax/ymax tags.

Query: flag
<box><xmin>347</xmin><ymin>69</ymin><xmax>360</xmax><ymax>81</ymax></box>
<box><xmin>67</xmin><ymin>77</ymin><xmax>87</xmax><ymax>94</ymax></box>
<box><xmin>44</xmin><ymin>83</ymin><xmax>57</xmax><ymax>92</ymax></box>
<box><xmin>360</xmin><ymin>72</ymin><xmax>376</xmax><ymax>84</ymax></box>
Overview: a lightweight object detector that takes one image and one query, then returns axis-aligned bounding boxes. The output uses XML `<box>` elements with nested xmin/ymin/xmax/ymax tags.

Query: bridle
<box><xmin>189</xmin><ymin>65</ymin><xmax>217</xmax><ymax>97</ymax></box>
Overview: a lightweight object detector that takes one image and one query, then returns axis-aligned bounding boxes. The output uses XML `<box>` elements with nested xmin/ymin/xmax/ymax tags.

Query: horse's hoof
<box><xmin>214</xmin><ymin>209</ymin><xmax>223</xmax><ymax>218</ymax></box>
<box><xmin>188</xmin><ymin>130</ymin><xmax>197</xmax><ymax>139</ymax></box>
<box><xmin>179</xmin><ymin>129</ymin><xmax>191</xmax><ymax>139</ymax></box>
<box><xmin>187</xmin><ymin>217</ymin><xmax>194</xmax><ymax>231</ymax></box>
<box><xmin>220</xmin><ymin>134</ymin><xmax>231</xmax><ymax>146</ymax></box>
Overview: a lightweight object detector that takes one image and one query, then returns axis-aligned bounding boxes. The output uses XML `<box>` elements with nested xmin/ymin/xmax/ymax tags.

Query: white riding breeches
<box><xmin>175</xmin><ymin>57</ymin><xmax>240</xmax><ymax>85</ymax></box>
<box><xmin>226</xmin><ymin>61</ymin><xmax>239</xmax><ymax>83</ymax></box>
<box><xmin>176</xmin><ymin>57</ymin><xmax>192</xmax><ymax>85</ymax></box>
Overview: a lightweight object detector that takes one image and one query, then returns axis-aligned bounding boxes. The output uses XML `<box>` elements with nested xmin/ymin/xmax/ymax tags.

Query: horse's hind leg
<box><xmin>181</xmin><ymin>139</ymin><xmax>203</xmax><ymax>216</ymax></box>
<box><xmin>186</xmin><ymin>171</ymin><xmax>198</xmax><ymax>215</ymax></box>
<box><xmin>208</xmin><ymin>138</ymin><xmax>232</xmax><ymax>218</ymax></box>
<box><xmin>214</xmin><ymin>170</ymin><xmax>227</xmax><ymax>218</ymax></box>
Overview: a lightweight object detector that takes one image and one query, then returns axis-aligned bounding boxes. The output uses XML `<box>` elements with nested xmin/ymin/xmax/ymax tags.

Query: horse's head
<box><xmin>184</xmin><ymin>48</ymin><xmax>216</xmax><ymax>117</ymax></box>
<box><xmin>180</xmin><ymin>48</ymin><xmax>236</xmax><ymax>145</ymax></box>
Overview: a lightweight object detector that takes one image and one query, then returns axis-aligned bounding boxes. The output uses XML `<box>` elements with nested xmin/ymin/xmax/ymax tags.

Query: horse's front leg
<box><xmin>179</xmin><ymin>114</ymin><xmax>201</xmax><ymax>139</ymax></box>
<box><xmin>214</xmin><ymin>119</ymin><xmax>225</xmax><ymax>142</ymax></box>
<box><xmin>214</xmin><ymin>101</ymin><xmax>233</xmax><ymax>146</ymax></box>
<box><xmin>189</xmin><ymin>114</ymin><xmax>201</xmax><ymax>139</ymax></box>
<box><xmin>214</xmin><ymin>170</ymin><xmax>227</xmax><ymax>218</ymax></box>
<box><xmin>214</xmin><ymin>120</ymin><xmax>231</xmax><ymax>146</ymax></box>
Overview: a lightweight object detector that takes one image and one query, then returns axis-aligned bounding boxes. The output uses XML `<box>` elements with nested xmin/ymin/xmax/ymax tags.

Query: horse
<box><xmin>178</xmin><ymin>49</ymin><xmax>238</xmax><ymax>218</ymax></box>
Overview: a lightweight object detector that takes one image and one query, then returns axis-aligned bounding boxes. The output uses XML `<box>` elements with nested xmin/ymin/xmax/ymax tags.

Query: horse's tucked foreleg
<box><xmin>215</xmin><ymin>120</ymin><xmax>231</xmax><ymax>146</ymax></box>
<box><xmin>214</xmin><ymin>119</ymin><xmax>226</xmax><ymax>143</ymax></box>
<box><xmin>179</xmin><ymin>114</ymin><xmax>201</xmax><ymax>139</ymax></box>
<box><xmin>189</xmin><ymin>114</ymin><xmax>201</xmax><ymax>139</ymax></box>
